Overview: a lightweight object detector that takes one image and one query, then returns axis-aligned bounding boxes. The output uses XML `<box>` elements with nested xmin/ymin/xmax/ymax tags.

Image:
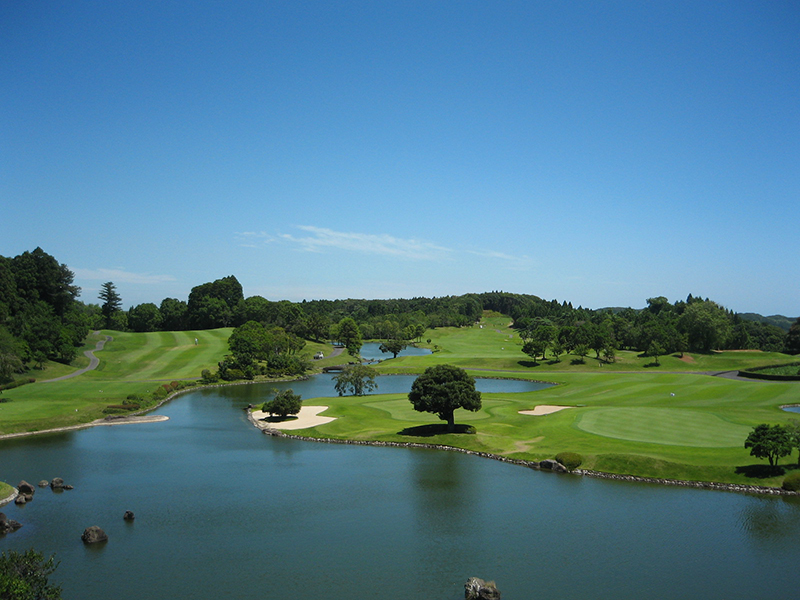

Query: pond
<box><xmin>358</xmin><ymin>341</ymin><xmax>433</xmax><ymax>362</ymax></box>
<box><xmin>2</xmin><ymin>376</ymin><xmax>800</xmax><ymax>600</ymax></box>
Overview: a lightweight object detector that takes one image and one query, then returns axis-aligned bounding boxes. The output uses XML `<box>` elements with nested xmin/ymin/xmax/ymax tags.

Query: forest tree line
<box><xmin>2</xmin><ymin>248</ymin><xmax>799</xmax><ymax>383</ymax></box>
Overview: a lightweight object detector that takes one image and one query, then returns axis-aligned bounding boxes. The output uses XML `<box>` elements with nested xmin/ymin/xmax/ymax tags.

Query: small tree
<box><xmin>98</xmin><ymin>281</ymin><xmax>122</xmax><ymax>330</ymax></box>
<box><xmin>379</xmin><ymin>339</ymin><xmax>406</xmax><ymax>359</ymax></box>
<box><xmin>336</xmin><ymin>317</ymin><xmax>362</xmax><ymax>357</ymax></box>
<box><xmin>0</xmin><ymin>548</ymin><xmax>62</xmax><ymax>599</ymax></box>
<box><xmin>550</xmin><ymin>340</ymin><xmax>564</xmax><ymax>363</ymax></box>
<box><xmin>744</xmin><ymin>423</ymin><xmax>792</xmax><ymax>467</ymax></box>
<box><xmin>262</xmin><ymin>389</ymin><xmax>302</xmax><ymax>419</ymax></box>
<box><xmin>602</xmin><ymin>345</ymin><xmax>616</xmax><ymax>364</ymax></box>
<box><xmin>573</xmin><ymin>343</ymin><xmax>589</xmax><ymax>363</ymax></box>
<box><xmin>333</xmin><ymin>364</ymin><xmax>378</xmax><ymax>396</ymax></box>
<box><xmin>646</xmin><ymin>341</ymin><xmax>665</xmax><ymax>365</ymax></box>
<box><xmin>408</xmin><ymin>364</ymin><xmax>482</xmax><ymax>433</ymax></box>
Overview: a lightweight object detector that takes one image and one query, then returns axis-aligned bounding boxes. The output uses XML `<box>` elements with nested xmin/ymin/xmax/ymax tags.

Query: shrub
<box><xmin>555</xmin><ymin>452</ymin><xmax>583</xmax><ymax>471</ymax></box>
<box><xmin>200</xmin><ymin>369</ymin><xmax>219</xmax><ymax>384</ymax></box>
<box><xmin>782</xmin><ymin>471</ymin><xmax>800</xmax><ymax>492</ymax></box>
<box><xmin>0</xmin><ymin>378</ymin><xmax>36</xmax><ymax>392</ymax></box>
<box><xmin>105</xmin><ymin>404</ymin><xmax>138</xmax><ymax>411</ymax></box>
<box><xmin>124</xmin><ymin>394</ymin><xmax>144</xmax><ymax>405</ymax></box>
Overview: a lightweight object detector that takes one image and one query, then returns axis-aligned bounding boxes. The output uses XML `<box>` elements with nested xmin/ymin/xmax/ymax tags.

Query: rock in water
<box><xmin>18</xmin><ymin>480</ymin><xmax>36</xmax><ymax>495</ymax></box>
<box><xmin>38</xmin><ymin>480</ymin><xmax>49</xmax><ymax>488</ymax></box>
<box><xmin>0</xmin><ymin>513</ymin><xmax>23</xmax><ymax>534</ymax></box>
<box><xmin>465</xmin><ymin>577</ymin><xmax>501</xmax><ymax>600</ymax></box>
<box><xmin>81</xmin><ymin>526</ymin><xmax>108</xmax><ymax>544</ymax></box>
<box><xmin>123</xmin><ymin>511</ymin><xmax>135</xmax><ymax>521</ymax></box>
<box><xmin>50</xmin><ymin>477</ymin><xmax>65</xmax><ymax>489</ymax></box>
<box><xmin>539</xmin><ymin>459</ymin><xmax>566</xmax><ymax>472</ymax></box>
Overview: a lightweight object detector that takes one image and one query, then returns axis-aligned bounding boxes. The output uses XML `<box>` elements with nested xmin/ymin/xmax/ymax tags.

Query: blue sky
<box><xmin>2</xmin><ymin>1</ymin><xmax>798</xmax><ymax>316</ymax></box>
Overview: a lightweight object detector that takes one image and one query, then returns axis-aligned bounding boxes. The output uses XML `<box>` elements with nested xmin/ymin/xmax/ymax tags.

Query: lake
<box><xmin>2</xmin><ymin>376</ymin><xmax>799</xmax><ymax>599</ymax></box>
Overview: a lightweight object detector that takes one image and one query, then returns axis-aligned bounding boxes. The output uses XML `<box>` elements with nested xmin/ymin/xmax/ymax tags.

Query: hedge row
<box><xmin>739</xmin><ymin>362</ymin><xmax>800</xmax><ymax>381</ymax></box>
<box><xmin>0</xmin><ymin>378</ymin><xmax>36</xmax><ymax>392</ymax></box>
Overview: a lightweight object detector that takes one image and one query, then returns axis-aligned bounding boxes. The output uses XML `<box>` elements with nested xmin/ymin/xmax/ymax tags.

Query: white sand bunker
<box><xmin>519</xmin><ymin>405</ymin><xmax>575</xmax><ymax>416</ymax></box>
<box><xmin>251</xmin><ymin>406</ymin><xmax>336</xmax><ymax>430</ymax></box>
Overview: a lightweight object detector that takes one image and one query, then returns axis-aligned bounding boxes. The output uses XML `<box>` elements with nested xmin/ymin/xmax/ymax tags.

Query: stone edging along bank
<box><xmin>250</xmin><ymin>413</ymin><xmax>799</xmax><ymax>497</ymax></box>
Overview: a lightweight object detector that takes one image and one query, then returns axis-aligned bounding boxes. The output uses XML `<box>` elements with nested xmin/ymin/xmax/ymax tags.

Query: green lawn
<box><xmin>0</xmin><ymin>480</ymin><xmax>14</xmax><ymax>503</ymax></box>
<box><xmin>0</xmin><ymin>329</ymin><xmax>233</xmax><ymax>434</ymax></box>
<box><xmin>289</xmin><ymin>369</ymin><xmax>800</xmax><ymax>486</ymax></box>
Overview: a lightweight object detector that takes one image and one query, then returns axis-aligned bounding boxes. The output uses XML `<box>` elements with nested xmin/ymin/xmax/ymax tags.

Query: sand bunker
<box><xmin>251</xmin><ymin>406</ymin><xmax>336</xmax><ymax>430</ymax></box>
<box><xmin>519</xmin><ymin>405</ymin><xmax>575</xmax><ymax>416</ymax></box>
<box><xmin>93</xmin><ymin>415</ymin><xmax>170</xmax><ymax>426</ymax></box>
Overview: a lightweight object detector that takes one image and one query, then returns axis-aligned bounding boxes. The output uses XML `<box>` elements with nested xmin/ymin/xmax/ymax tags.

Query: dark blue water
<box><xmin>2</xmin><ymin>377</ymin><xmax>799</xmax><ymax>600</ymax></box>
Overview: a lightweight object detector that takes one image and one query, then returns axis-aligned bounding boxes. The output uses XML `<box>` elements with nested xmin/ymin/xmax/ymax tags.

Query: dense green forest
<box><xmin>1</xmin><ymin>247</ymin><xmax>799</xmax><ymax>384</ymax></box>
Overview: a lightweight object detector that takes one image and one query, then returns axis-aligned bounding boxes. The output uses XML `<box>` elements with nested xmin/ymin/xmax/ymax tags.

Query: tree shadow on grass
<box><xmin>570</xmin><ymin>358</ymin><xmax>586</xmax><ymax>365</ymax></box>
<box><xmin>398</xmin><ymin>424</ymin><xmax>476</xmax><ymax>437</ymax></box>
<box><xmin>735</xmin><ymin>464</ymin><xmax>787</xmax><ymax>479</ymax></box>
<box><xmin>261</xmin><ymin>415</ymin><xmax>298</xmax><ymax>424</ymax></box>
<box><xmin>517</xmin><ymin>360</ymin><xmax>540</xmax><ymax>368</ymax></box>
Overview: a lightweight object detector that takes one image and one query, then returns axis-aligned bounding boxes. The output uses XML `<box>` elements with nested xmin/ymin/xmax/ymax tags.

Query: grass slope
<box><xmin>0</xmin><ymin>329</ymin><xmax>233</xmax><ymax>434</ymax></box>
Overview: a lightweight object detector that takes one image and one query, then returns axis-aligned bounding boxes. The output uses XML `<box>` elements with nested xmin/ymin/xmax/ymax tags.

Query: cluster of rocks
<box><xmin>2</xmin><ymin>478</ymin><xmax>134</xmax><ymax>544</ymax></box>
<box><xmin>465</xmin><ymin>577</ymin><xmax>501</xmax><ymax>599</ymax></box>
<box><xmin>13</xmin><ymin>478</ymin><xmax>74</xmax><ymax>506</ymax></box>
<box><xmin>0</xmin><ymin>512</ymin><xmax>23</xmax><ymax>534</ymax></box>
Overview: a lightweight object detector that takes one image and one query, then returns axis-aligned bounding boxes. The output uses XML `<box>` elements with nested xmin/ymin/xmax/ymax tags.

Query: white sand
<box><xmin>519</xmin><ymin>405</ymin><xmax>575</xmax><ymax>416</ymax></box>
<box><xmin>93</xmin><ymin>415</ymin><xmax>170</xmax><ymax>426</ymax></box>
<box><xmin>251</xmin><ymin>405</ymin><xmax>336</xmax><ymax>430</ymax></box>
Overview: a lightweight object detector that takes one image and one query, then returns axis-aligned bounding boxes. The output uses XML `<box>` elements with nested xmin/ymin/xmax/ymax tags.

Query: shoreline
<box><xmin>0</xmin><ymin>415</ymin><xmax>169</xmax><ymax>441</ymax></box>
<box><xmin>0</xmin><ymin>487</ymin><xmax>18</xmax><ymax>508</ymax></box>
<box><xmin>253</xmin><ymin>424</ymin><xmax>800</xmax><ymax>497</ymax></box>
<box><xmin>4</xmin><ymin>375</ymin><xmax>797</xmax><ymax>496</ymax></box>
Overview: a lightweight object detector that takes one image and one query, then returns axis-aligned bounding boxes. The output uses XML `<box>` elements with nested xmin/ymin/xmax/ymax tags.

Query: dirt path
<box><xmin>40</xmin><ymin>333</ymin><xmax>112</xmax><ymax>383</ymax></box>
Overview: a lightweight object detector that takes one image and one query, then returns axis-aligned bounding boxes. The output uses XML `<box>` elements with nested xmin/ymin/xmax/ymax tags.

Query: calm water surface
<box><xmin>2</xmin><ymin>377</ymin><xmax>799</xmax><ymax>600</ymax></box>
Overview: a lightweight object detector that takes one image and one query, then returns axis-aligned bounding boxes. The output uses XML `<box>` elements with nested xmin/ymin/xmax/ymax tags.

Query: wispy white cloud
<box><xmin>72</xmin><ymin>268</ymin><xmax>176</xmax><ymax>285</ymax></box>
<box><xmin>235</xmin><ymin>231</ymin><xmax>278</xmax><ymax>248</ymax></box>
<box><xmin>466</xmin><ymin>249</ymin><xmax>534</xmax><ymax>271</ymax></box>
<box><xmin>279</xmin><ymin>226</ymin><xmax>453</xmax><ymax>261</ymax></box>
<box><xmin>236</xmin><ymin>226</ymin><xmax>533</xmax><ymax>272</ymax></box>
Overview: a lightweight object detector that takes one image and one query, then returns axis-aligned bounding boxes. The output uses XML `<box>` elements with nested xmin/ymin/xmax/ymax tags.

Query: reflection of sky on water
<box><xmin>359</xmin><ymin>341</ymin><xmax>432</xmax><ymax>362</ymax></box>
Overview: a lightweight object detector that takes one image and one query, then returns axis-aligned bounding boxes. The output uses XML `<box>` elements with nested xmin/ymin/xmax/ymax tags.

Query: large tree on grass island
<box><xmin>408</xmin><ymin>364</ymin><xmax>482</xmax><ymax>433</ymax></box>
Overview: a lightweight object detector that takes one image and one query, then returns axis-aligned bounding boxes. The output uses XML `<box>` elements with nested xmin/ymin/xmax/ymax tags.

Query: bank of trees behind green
<box><xmin>2</xmin><ymin>247</ymin><xmax>799</xmax><ymax>386</ymax></box>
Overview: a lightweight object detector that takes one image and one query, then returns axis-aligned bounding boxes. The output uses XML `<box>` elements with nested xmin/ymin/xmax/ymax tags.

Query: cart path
<box><xmin>41</xmin><ymin>334</ymin><xmax>112</xmax><ymax>382</ymax></box>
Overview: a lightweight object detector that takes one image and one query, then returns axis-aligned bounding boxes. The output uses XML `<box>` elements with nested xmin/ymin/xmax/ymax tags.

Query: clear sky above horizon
<box><xmin>2</xmin><ymin>1</ymin><xmax>798</xmax><ymax>316</ymax></box>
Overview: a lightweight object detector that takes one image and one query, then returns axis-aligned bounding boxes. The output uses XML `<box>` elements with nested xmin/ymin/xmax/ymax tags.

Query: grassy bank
<box><xmin>0</xmin><ymin>481</ymin><xmax>14</xmax><ymax>504</ymax></box>
<box><xmin>0</xmin><ymin>329</ymin><xmax>233</xmax><ymax>434</ymax></box>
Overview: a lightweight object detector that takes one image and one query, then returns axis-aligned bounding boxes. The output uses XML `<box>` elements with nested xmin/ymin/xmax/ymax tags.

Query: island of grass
<box><xmin>0</xmin><ymin>481</ymin><xmax>15</xmax><ymax>506</ymax></box>
<box><xmin>2</xmin><ymin>315</ymin><xmax>799</xmax><ymax>490</ymax></box>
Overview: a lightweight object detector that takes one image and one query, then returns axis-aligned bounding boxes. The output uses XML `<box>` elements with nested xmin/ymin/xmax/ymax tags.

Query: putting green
<box><xmin>575</xmin><ymin>407</ymin><xmax>752</xmax><ymax>448</ymax></box>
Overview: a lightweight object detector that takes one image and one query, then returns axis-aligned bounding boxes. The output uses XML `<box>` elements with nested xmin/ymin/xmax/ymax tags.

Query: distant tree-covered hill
<box><xmin>737</xmin><ymin>313</ymin><xmax>796</xmax><ymax>333</ymax></box>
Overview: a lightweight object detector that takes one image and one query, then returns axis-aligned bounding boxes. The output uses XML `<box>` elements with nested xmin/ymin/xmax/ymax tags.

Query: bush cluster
<box><xmin>782</xmin><ymin>471</ymin><xmax>800</xmax><ymax>492</ymax></box>
<box><xmin>555</xmin><ymin>452</ymin><xmax>583</xmax><ymax>471</ymax></box>
<box><xmin>0</xmin><ymin>378</ymin><xmax>36</xmax><ymax>392</ymax></box>
<box><xmin>150</xmin><ymin>380</ymin><xmax>195</xmax><ymax>402</ymax></box>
